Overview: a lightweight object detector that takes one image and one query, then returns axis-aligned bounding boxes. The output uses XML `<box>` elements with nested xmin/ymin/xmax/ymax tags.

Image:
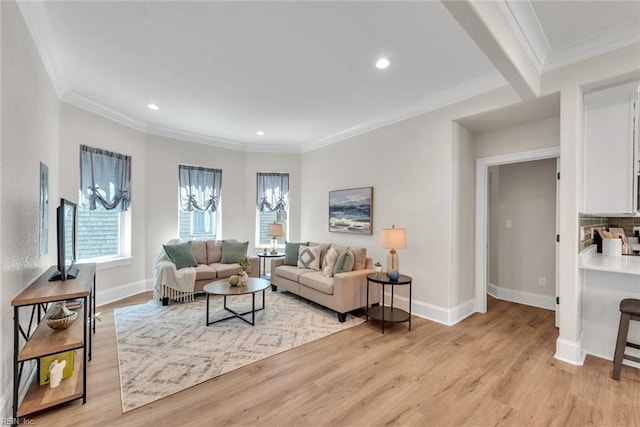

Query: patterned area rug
<box><xmin>114</xmin><ymin>290</ymin><xmax>363</xmax><ymax>412</ymax></box>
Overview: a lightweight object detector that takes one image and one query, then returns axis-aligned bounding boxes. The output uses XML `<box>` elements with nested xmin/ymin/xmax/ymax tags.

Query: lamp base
<box><xmin>270</xmin><ymin>237</ymin><xmax>279</xmax><ymax>254</ymax></box>
<box><xmin>386</xmin><ymin>250</ymin><xmax>399</xmax><ymax>274</ymax></box>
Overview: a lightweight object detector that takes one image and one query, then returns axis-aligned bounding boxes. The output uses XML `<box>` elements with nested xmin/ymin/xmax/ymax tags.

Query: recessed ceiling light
<box><xmin>257</xmin><ymin>130</ymin><xmax>265</xmax><ymax>136</ymax></box>
<box><xmin>375</xmin><ymin>57</ymin><xmax>391</xmax><ymax>69</ymax></box>
<box><xmin>147</xmin><ymin>103</ymin><xmax>159</xmax><ymax>111</ymax></box>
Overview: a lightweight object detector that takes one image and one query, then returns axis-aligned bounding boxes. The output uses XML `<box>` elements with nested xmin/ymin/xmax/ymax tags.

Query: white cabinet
<box><xmin>584</xmin><ymin>81</ymin><xmax>639</xmax><ymax>214</ymax></box>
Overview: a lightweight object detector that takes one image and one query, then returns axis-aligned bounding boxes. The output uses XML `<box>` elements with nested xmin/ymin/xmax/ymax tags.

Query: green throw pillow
<box><xmin>333</xmin><ymin>248</ymin><xmax>355</xmax><ymax>274</ymax></box>
<box><xmin>163</xmin><ymin>242</ymin><xmax>198</xmax><ymax>269</ymax></box>
<box><xmin>220</xmin><ymin>241</ymin><xmax>249</xmax><ymax>263</ymax></box>
<box><xmin>284</xmin><ymin>242</ymin><xmax>303</xmax><ymax>266</ymax></box>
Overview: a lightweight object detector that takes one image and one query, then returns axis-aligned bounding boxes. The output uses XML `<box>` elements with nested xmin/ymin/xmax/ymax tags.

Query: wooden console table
<box><xmin>11</xmin><ymin>263</ymin><xmax>96</xmax><ymax>420</ymax></box>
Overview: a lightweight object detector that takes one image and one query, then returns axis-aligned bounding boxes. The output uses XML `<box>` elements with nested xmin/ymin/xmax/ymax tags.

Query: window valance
<box><xmin>179</xmin><ymin>165</ymin><xmax>222</xmax><ymax>212</ymax></box>
<box><xmin>79</xmin><ymin>145</ymin><xmax>131</xmax><ymax>211</ymax></box>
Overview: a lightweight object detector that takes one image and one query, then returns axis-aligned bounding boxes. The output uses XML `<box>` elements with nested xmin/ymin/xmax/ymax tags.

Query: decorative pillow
<box><xmin>297</xmin><ymin>245</ymin><xmax>321</xmax><ymax>270</ymax></box>
<box><xmin>333</xmin><ymin>247</ymin><xmax>355</xmax><ymax>274</ymax></box>
<box><xmin>163</xmin><ymin>242</ymin><xmax>198</xmax><ymax>269</ymax></box>
<box><xmin>220</xmin><ymin>241</ymin><xmax>249</xmax><ymax>263</ymax></box>
<box><xmin>322</xmin><ymin>247</ymin><xmax>339</xmax><ymax>277</ymax></box>
<box><xmin>284</xmin><ymin>242</ymin><xmax>304</xmax><ymax>266</ymax></box>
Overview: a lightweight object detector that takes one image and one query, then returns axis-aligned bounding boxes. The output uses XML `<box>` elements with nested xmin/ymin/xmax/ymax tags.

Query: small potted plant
<box><xmin>238</xmin><ymin>258</ymin><xmax>250</xmax><ymax>284</ymax></box>
<box><xmin>374</xmin><ymin>262</ymin><xmax>383</xmax><ymax>276</ymax></box>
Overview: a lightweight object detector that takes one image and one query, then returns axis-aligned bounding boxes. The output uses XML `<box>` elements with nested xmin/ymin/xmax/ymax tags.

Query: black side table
<box><xmin>366</xmin><ymin>273</ymin><xmax>412</xmax><ymax>333</ymax></box>
<box><xmin>257</xmin><ymin>252</ymin><xmax>285</xmax><ymax>279</ymax></box>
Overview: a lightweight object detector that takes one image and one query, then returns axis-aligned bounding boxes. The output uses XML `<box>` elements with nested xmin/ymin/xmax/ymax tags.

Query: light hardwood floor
<box><xmin>29</xmin><ymin>292</ymin><xmax>639</xmax><ymax>426</ymax></box>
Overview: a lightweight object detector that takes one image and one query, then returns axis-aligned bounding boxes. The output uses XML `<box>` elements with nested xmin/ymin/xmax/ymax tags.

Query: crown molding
<box><xmin>17</xmin><ymin>0</ymin><xmax>69</xmax><ymax>97</ymax></box>
<box><xmin>62</xmin><ymin>92</ymin><xmax>147</xmax><ymax>133</ymax></box>
<box><xmin>146</xmin><ymin>125</ymin><xmax>251</xmax><ymax>152</ymax></box>
<box><xmin>497</xmin><ymin>0</ymin><xmax>550</xmax><ymax>72</ymax></box>
<box><xmin>302</xmin><ymin>71</ymin><xmax>508</xmax><ymax>153</ymax></box>
<box><xmin>543</xmin><ymin>20</ymin><xmax>640</xmax><ymax>72</ymax></box>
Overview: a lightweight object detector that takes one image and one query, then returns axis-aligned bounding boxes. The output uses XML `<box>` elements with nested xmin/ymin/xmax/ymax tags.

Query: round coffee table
<box><xmin>203</xmin><ymin>277</ymin><xmax>270</xmax><ymax>326</ymax></box>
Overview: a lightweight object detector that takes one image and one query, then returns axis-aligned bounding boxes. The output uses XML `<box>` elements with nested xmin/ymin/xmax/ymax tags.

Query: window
<box><xmin>78</xmin><ymin>145</ymin><xmax>131</xmax><ymax>261</ymax></box>
<box><xmin>256</xmin><ymin>173</ymin><xmax>289</xmax><ymax>247</ymax></box>
<box><xmin>178</xmin><ymin>165</ymin><xmax>222</xmax><ymax>240</ymax></box>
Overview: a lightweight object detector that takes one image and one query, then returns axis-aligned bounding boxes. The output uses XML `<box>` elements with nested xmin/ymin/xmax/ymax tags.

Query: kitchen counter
<box><xmin>580</xmin><ymin>246</ymin><xmax>640</xmax><ymax>275</ymax></box>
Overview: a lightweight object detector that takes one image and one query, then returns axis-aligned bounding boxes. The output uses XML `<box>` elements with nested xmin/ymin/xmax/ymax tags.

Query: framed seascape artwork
<box><xmin>329</xmin><ymin>187</ymin><xmax>373</xmax><ymax>234</ymax></box>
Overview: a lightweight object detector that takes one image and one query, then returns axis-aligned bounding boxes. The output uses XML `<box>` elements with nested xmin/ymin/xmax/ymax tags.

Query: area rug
<box><xmin>114</xmin><ymin>290</ymin><xmax>363</xmax><ymax>412</ymax></box>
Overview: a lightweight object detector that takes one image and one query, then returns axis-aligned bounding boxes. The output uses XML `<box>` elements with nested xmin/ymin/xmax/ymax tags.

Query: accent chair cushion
<box><xmin>220</xmin><ymin>241</ymin><xmax>249</xmax><ymax>263</ymax></box>
<box><xmin>333</xmin><ymin>247</ymin><xmax>355</xmax><ymax>274</ymax></box>
<box><xmin>163</xmin><ymin>242</ymin><xmax>198</xmax><ymax>269</ymax></box>
<box><xmin>298</xmin><ymin>245</ymin><xmax>321</xmax><ymax>270</ymax></box>
<box><xmin>322</xmin><ymin>247</ymin><xmax>339</xmax><ymax>277</ymax></box>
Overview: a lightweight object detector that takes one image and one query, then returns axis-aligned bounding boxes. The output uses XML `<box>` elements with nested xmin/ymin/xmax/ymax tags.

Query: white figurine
<box><xmin>49</xmin><ymin>359</ymin><xmax>66</xmax><ymax>388</ymax></box>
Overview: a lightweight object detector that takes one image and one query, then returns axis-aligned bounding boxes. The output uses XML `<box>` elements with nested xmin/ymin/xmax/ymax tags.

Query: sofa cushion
<box><xmin>322</xmin><ymin>247</ymin><xmax>339</xmax><ymax>277</ymax></box>
<box><xmin>221</xmin><ymin>241</ymin><xmax>249</xmax><ymax>263</ymax></box>
<box><xmin>191</xmin><ymin>240</ymin><xmax>207</xmax><ymax>265</ymax></box>
<box><xmin>331</xmin><ymin>244</ymin><xmax>367</xmax><ymax>270</ymax></box>
<box><xmin>299</xmin><ymin>271</ymin><xmax>334</xmax><ymax>295</ymax></box>
<box><xmin>274</xmin><ymin>265</ymin><xmax>314</xmax><ymax>282</ymax></box>
<box><xmin>308</xmin><ymin>242</ymin><xmax>330</xmax><ymax>266</ymax></box>
<box><xmin>194</xmin><ymin>264</ymin><xmax>216</xmax><ymax>281</ymax></box>
<box><xmin>333</xmin><ymin>248</ymin><xmax>354</xmax><ymax>274</ymax></box>
<box><xmin>284</xmin><ymin>242</ymin><xmax>305</xmax><ymax>265</ymax></box>
<box><xmin>163</xmin><ymin>242</ymin><xmax>198</xmax><ymax>269</ymax></box>
<box><xmin>206</xmin><ymin>240</ymin><xmax>223</xmax><ymax>264</ymax></box>
<box><xmin>298</xmin><ymin>245</ymin><xmax>321</xmax><ymax>270</ymax></box>
<box><xmin>210</xmin><ymin>263</ymin><xmax>240</xmax><ymax>279</ymax></box>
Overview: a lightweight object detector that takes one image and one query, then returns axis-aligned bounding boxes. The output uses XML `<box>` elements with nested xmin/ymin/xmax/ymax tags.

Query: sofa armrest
<box><xmin>333</xmin><ymin>268</ymin><xmax>380</xmax><ymax>307</ymax></box>
<box><xmin>246</xmin><ymin>255</ymin><xmax>259</xmax><ymax>277</ymax></box>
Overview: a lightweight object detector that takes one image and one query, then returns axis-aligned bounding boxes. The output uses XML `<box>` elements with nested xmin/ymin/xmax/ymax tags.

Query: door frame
<box><xmin>475</xmin><ymin>146</ymin><xmax>561</xmax><ymax>313</ymax></box>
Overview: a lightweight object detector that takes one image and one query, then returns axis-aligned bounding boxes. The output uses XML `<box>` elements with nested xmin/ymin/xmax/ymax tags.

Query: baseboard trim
<box><xmin>488</xmin><ymin>283</ymin><xmax>555</xmax><ymax>311</ymax></box>
<box><xmin>388</xmin><ymin>293</ymin><xmax>476</xmax><ymax>326</ymax></box>
<box><xmin>96</xmin><ymin>279</ymin><xmax>153</xmax><ymax>307</ymax></box>
<box><xmin>3</xmin><ymin>361</ymin><xmax>38</xmax><ymax>420</ymax></box>
<box><xmin>555</xmin><ymin>337</ymin><xmax>586</xmax><ymax>366</ymax></box>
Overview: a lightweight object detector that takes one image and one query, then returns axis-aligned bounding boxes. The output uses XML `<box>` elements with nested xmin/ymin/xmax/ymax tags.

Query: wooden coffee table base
<box><xmin>204</xmin><ymin>278</ymin><xmax>270</xmax><ymax>326</ymax></box>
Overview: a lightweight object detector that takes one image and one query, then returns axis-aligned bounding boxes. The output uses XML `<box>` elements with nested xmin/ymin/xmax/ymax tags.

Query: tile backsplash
<box><xmin>579</xmin><ymin>214</ymin><xmax>640</xmax><ymax>252</ymax></box>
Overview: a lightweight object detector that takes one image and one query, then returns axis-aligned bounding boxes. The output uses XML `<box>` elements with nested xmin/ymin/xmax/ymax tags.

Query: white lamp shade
<box><xmin>381</xmin><ymin>225</ymin><xmax>406</xmax><ymax>249</ymax></box>
<box><xmin>267</xmin><ymin>223</ymin><xmax>284</xmax><ymax>238</ymax></box>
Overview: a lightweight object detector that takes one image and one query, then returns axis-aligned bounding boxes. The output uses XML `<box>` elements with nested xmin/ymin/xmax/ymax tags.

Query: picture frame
<box><xmin>329</xmin><ymin>187</ymin><xmax>373</xmax><ymax>234</ymax></box>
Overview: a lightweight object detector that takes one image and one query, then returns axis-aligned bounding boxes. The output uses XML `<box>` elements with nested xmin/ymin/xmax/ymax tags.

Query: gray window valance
<box><xmin>179</xmin><ymin>165</ymin><xmax>222</xmax><ymax>212</ymax></box>
<box><xmin>79</xmin><ymin>144</ymin><xmax>131</xmax><ymax>211</ymax></box>
<box><xmin>257</xmin><ymin>173</ymin><xmax>289</xmax><ymax>214</ymax></box>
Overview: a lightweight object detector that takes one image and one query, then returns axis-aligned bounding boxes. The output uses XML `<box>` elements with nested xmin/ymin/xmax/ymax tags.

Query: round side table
<box><xmin>366</xmin><ymin>273</ymin><xmax>412</xmax><ymax>333</ymax></box>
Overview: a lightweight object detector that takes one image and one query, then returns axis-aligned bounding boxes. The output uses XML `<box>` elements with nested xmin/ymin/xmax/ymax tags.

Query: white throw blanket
<box><xmin>152</xmin><ymin>239</ymin><xmax>196</xmax><ymax>304</ymax></box>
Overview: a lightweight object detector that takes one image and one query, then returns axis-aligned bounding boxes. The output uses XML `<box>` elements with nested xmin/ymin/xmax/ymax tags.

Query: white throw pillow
<box><xmin>322</xmin><ymin>247</ymin><xmax>339</xmax><ymax>277</ymax></box>
<box><xmin>297</xmin><ymin>245</ymin><xmax>321</xmax><ymax>270</ymax></box>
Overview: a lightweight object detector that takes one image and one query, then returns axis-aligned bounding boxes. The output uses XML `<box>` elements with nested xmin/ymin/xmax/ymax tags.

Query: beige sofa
<box><xmin>270</xmin><ymin>243</ymin><xmax>379</xmax><ymax>322</ymax></box>
<box><xmin>154</xmin><ymin>239</ymin><xmax>258</xmax><ymax>305</ymax></box>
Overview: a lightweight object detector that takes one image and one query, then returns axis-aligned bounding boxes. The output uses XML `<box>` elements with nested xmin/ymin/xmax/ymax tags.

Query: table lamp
<box><xmin>267</xmin><ymin>222</ymin><xmax>284</xmax><ymax>254</ymax></box>
<box><xmin>381</xmin><ymin>225</ymin><xmax>406</xmax><ymax>275</ymax></box>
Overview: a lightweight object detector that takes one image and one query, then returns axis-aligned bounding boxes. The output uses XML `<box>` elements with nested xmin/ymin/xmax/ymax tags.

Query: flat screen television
<box><xmin>49</xmin><ymin>198</ymin><xmax>79</xmax><ymax>281</ymax></box>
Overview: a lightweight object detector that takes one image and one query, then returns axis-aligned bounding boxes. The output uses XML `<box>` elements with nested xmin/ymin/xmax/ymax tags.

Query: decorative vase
<box><xmin>387</xmin><ymin>271</ymin><xmax>400</xmax><ymax>281</ymax></box>
<box><xmin>46</xmin><ymin>302</ymin><xmax>78</xmax><ymax>330</ymax></box>
<box><xmin>239</xmin><ymin>271</ymin><xmax>248</xmax><ymax>284</ymax></box>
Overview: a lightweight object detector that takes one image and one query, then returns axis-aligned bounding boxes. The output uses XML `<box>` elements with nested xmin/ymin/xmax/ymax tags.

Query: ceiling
<box><xmin>18</xmin><ymin>1</ymin><xmax>640</xmax><ymax>153</ymax></box>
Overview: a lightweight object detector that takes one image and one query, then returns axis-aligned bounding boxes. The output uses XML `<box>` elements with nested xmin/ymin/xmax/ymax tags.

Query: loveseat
<box><xmin>270</xmin><ymin>242</ymin><xmax>379</xmax><ymax>322</ymax></box>
<box><xmin>153</xmin><ymin>239</ymin><xmax>258</xmax><ymax>305</ymax></box>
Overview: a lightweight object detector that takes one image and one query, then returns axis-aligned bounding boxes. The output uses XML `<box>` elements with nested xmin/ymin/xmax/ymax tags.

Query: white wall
<box><xmin>474</xmin><ymin>117</ymin><xmax>560</xmax><ymax>158</ymax></box>
<box><xmin>59</xmin><ymin>103</ymin><xmax>148</xmax><ymax>305</ymax></box>
<box><xmin>300</xmin><ymin>86</ymin><xmax>521</xmax><ymax>324</ymax></box>
<box><xmin>490</xmin><ymin>159</ymin><xmax>557</xmax><ymax>306</ymax></box>
<box><xmin>0</xmin><ymin>1</ymin><xmax>60</xmax><ymax>418</ymax></box>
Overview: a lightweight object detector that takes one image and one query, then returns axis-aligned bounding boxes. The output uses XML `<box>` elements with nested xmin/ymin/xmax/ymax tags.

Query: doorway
<box><xmin>475</xmin><ymin>147</ymin><xmax>560</xmax><ymax>315</ymax></box>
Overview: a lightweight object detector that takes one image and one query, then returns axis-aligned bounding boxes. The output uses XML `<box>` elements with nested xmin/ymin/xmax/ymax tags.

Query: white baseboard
<box><xmin>488</xmin><ymin>283</ymin><xmax>555</xmax><ymax>311</ymax></box>
<box><xmin>1</xmin><ymin>383</ymin><xmax>11</xmax><ymax>420</ymax></box>
<box><xmin>388</xmin><ymin>293</ymin><xmax>476</xmax><ymax>326</ymax></box>
<box><xmin>555</xmin><ymin>337</ymin><xmax>586</xmax><ymax>366</ymax></box>
<box><xmin>96</xmin><ymin>279</ymin><xmax>153</xmax><ymax>307</ymax></box>
<box><xmin>2</xmin><ymin>361</ymin><xmax>38</xmax><ymax>420</ymax></box>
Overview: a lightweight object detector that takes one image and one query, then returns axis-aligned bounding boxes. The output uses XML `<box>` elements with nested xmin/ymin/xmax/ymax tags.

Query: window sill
<box><xmin>78</xmin><ymin>256</ymin><xmax>133</xmax><ymax>270</ymax></box>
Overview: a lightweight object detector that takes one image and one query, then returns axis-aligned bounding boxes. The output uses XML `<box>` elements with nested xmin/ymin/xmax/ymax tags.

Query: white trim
<box><xmin>554</xmin><ymin>337</ymin><xmax>586</xmax><ymax>366</ymax></box>
<box><xmin>487</xmin><ymin>283</ymin><xmax>555</xmax><ymax>311</ymax></box>
<box><xmin>96</xmin><ymin>279</ymin><xmax>152</xmax><ymax>307</ymax></box>
<box><xmin>1</xmin><ymin>383</ymin><xmax>11</xmax><ymax>421</ymax></box>
<box><xmin>390</xmin><ymin>294</ymin><xmax>476</xmax><ymax>326</ymax></box>
<box><xmin>62</xmin><ymin>92</ymin><xmax>146</xmax><ymax>133</ymax></box>
<box><xmin>475</xmin><ymin>146</ymin><xmax>560</xmax><ymax>314</ymax></box>
<box><xmin>4</xmin><ymin>361</ymin><xmax>38</xmax><ymax>420</ymax></box>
